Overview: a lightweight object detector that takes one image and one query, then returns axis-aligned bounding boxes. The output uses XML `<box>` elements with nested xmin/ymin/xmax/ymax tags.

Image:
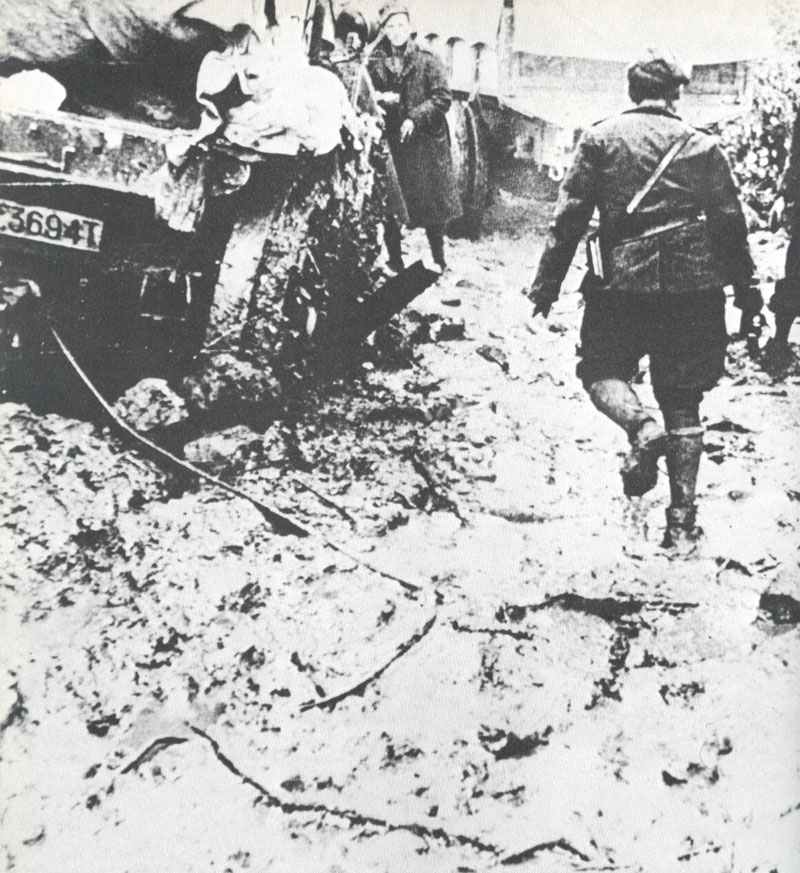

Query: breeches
<box><xmin>577</xmin><ymin>287</ymin><xmax>727</xmax><ymax>405</ymax></box>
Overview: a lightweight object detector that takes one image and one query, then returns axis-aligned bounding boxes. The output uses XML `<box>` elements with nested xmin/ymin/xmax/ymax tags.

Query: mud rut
<box><xmin>1</xmin><ymin>219</ymin><xmax>799</xmax><ymax>873</ymax></box>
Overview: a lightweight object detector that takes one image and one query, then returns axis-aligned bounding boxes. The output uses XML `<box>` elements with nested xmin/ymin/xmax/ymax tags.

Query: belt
<box><xmin>611</xmin><ymin>214</ymin><xmax>704</xmax><ymax>247</ymax></box>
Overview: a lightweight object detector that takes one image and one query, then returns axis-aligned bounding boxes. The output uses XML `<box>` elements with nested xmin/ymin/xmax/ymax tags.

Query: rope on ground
<box><xmin>191</xmin><ymin>724</ymin><xmax>501</xmax><ymax>857</ymax></box>
<box><xmin>289</xmin><ymin>472</ymin><xmax>357</xmax><ymax>527</ymax></box>
<box><xmin>50</xmin><ymin>325</ymin><xmax>422</xmax><ymax>593</ymax></box>
<box><xmin>300</xmin><ymin>613</ymin><xmax>437</xmax><ymax>713</ymax></box>
<box><xmin>120</xmin><ymin>737</ymin><xmax>188</xmax><ymax>774</ymax></box>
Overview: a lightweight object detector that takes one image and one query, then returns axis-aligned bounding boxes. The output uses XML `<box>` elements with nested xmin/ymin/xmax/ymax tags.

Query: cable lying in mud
<box><xmin>51</xmin><ymin>327</ymin><xmax>309</xmax><ymax>536</ymax></box>
<box><xmin>502</xmin><ymin>837</ymin><xmax>592</xmax><ymax>865</ymax></box>
<box><xmin>289</xmin><ymin>472</ymin><xmax>357</xmax><ymax>528</ymax></box>
<box><xmin>190</xmin><ymin>725</ymin><xmax>501</xmax><ymax>857</ymax></box>
<box><xmin>449</xmin><ymin>619</ymin><xmax>541</xmax><ymax>646</ymax></box>
<box><xmin>121</xmin><ymin>736</ymin><xmax>188</xmax><ymax>774</ymax></box>
<box><xmin>50</xmin><ymin>326</ymin><xmax>423</xmax><ymax>594</ymax></box>
<box><xmin>300</xmin><ymin>613</ymin><xmax>437</xmax><ymax>712</ymax></box>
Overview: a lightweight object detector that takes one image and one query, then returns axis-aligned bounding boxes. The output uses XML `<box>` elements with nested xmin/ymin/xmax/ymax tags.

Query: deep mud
<box><xmin>1</xmin><ymin>204</ymin><xmax>799</xmax><ymax>873</ymax></box>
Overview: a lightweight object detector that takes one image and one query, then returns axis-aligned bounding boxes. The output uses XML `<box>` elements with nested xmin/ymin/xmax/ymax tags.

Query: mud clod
<box><xmin>478</xmin><ymin>726</ymin><xmax>553</xmax><ymax>760</ymax></box>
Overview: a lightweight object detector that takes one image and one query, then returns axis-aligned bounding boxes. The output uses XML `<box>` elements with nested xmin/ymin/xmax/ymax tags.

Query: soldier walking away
<box><xmin>768</xmin><ymin>99</ymin><xmax>800</xmax><ymax>358</ymax></box>
<box><xmin>368</xmin><ymin>2</ymin><xmax>461</xmax><ymax>272</ymax></box>
<box><xmin>528</xmin><ymin>50</ymin><xmax>759</xmax><ymax>551</ymax></box>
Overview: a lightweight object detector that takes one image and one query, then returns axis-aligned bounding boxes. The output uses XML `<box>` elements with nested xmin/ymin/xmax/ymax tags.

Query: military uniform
<box><xmin>770</xmin><ymin>108</ymin><xmax>800</xmax><ymax>332</ymax></box>
<box><xmin>531</xmin><ymin>105</ymin><xmax>753</xmax><ymax>395</ymax></box>
<box><xmin>529</xmin><ymin>64</ymin><xmax>755</xmax><ymax>548</ymax></box>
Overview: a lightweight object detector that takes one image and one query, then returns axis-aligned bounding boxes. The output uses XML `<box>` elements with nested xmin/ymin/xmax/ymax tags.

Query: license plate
<box><xmin>0</xmin><ymin>198</ymin><xmax>103</xmax><ymax>252</ymax></box>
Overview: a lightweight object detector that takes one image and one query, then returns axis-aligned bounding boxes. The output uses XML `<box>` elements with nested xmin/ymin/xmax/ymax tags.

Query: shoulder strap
<box><xmin>625</xmin><ymin>130</ymin><xmax>695</xmax><ymax>216</ymax></box>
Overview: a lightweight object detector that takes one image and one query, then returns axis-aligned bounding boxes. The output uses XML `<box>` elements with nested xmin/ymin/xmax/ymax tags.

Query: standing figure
<box><xmin>768</xmin><ymin>102</ymin><xmax>800</xmax><ymax>355</ymax></box>
<box><xmin>528</xmin><ymin>50</ymin><xmax>757</xmax><ymax>550</ymax></box>
<box><xmin>368</xmin><ymin>2</ymin><xmax>461</xmax><ymax>272</ymax></box>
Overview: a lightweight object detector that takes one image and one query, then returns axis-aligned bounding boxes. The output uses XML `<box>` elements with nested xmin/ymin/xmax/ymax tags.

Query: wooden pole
<box><xmin>497</xmin><ymin>0</ymin><xmax>515</xmax><ymax>99</ymax></box>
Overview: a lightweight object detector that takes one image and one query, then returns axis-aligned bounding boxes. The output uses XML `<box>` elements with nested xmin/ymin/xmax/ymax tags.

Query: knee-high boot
<box><xmin>768</xmin><ymin>276</ymin><xmax>800</xmax><ymax>350</ymax></box>
<box><xmin>425</xmin><ymin>225</ymin><xmax>446</xmax><ymax>270</ymax></box>
<box><xmin>384</xmin><ymin>217</ymin><xmax>404</xmax><ymax>272</ymax></box>
<box><xmin>773</xmin><ymin>310</ymin><xmax>795</xmax><ymax>347</ymax></box>
<box><xmin>588</xmin><ymin>379</ymin><xmax>666</xmax><ymax>497</ymax></box>
<box><xmin>662</xmin><ymin>426</ymin><xmax>705</xmax><ymax>548</ymax></box>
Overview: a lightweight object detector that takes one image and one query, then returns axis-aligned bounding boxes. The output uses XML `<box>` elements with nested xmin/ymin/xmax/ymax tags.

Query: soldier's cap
<box><xmin>378</xmin><ymin>2</ymin><xmax>411</xmax><ymax>27</ymax></box>
<box><xmin>627</xmin><ymin>48</ymin><xmax>691</xmax><ymax>90</ymax></box>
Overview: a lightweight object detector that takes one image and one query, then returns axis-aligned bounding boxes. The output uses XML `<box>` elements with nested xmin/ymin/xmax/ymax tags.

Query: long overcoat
<box><xmin>779</xmin><ymin>109</ymin><xmax>799</xmax><ymax>280</ymax></box>
<box><xmin>368</xmin><ymin>38</ymin><xmax>461</xmax><ymax>228</ymax></box>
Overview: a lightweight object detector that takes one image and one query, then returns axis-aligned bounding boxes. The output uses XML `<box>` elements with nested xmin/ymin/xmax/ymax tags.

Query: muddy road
<box><xmin>1</xmin><ymin>205</ymin><xmax>799</xmax><ymax>873</ymax></box>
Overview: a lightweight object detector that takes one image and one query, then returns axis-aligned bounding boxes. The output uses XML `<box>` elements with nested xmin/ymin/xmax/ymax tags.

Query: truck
<box><xmin>409</xmin><ymin>0</ymin><xmax>775</xmax><ymax>181</ymax></box>
<box><xmin>0</xmin><ymin>0</ymin><xmax>777</xmax><ymax>406</ymax></box>
<box><xmin>0</xmin><ymin>0</ymin><xmax>433</xmax><ymax>409</ymax></box>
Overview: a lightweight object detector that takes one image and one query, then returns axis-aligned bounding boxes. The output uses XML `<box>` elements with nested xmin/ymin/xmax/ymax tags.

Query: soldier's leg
<box><xmin>384</xmin><ymin>215</ymin><xmax>404</xmax><ymax>272</ymax></box>
<box><xmin>773</xmin><ymin>302</ymin><xmax>796</xmax><ymax>346</ymax></box>
<box><xmin>587</xmin><ymin>378</ymin><xmax>653</xmax><ymax>432</ymax></box>
<box><xmin>425</xmin><ymin>225</ymin><xmax>446</xmax><ymax>270</ymax></box>
<box><xmin>578</xmin><ymin>292</ymin><xmax>664</xmax><ymax>496</ymax></box>
<box><xmin>656</xmin><ymin>389</ymin><xmax>704</xmax><ymax>547</ymax></box>
<box><xmin>769</xmin><ymin>222</ymin><xmax>800</xmax><ymax>347</ymax></box>
<box><xmin>587</xmin><ymin>379</ymin><xmax>666</xmax><ymax>497</ymax></box>
<box><xmin>651</xmin><ymin>288</ymin><xmax>727</xmax><ymax>548</ymax></box>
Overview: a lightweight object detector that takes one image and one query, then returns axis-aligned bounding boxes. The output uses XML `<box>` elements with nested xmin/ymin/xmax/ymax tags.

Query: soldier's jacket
<box><xmin>779</xmin><ymin>109</ymin><xmax>800</xmax><ymax>207</ymax></box>
<box><xmin>531</xmin><ymin>105</ymin><xmax>754</xmax><ymax>302</ymax></box>
<box><xmin>778</xmin><ymin>109</ymin><xmax>800</xmax><ymax>285</ymax></box>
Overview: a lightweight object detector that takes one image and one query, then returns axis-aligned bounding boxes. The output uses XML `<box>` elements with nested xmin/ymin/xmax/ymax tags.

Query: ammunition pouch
<box><xmin>593</xmin><ymin>218</ymin><xmax>724</xmax><ymax>295</ymax></box>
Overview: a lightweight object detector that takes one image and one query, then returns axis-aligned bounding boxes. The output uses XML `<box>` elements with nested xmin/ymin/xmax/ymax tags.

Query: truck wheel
<box><xmin>448</xmin><ymin>99</ymin><xmax>491</xmax><ymax>238</ymax></box>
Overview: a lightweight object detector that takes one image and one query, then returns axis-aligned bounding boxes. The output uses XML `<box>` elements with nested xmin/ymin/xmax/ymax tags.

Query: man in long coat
<box><xmin>769</xmin><ymin>102</ymin><xmax>800</xmax><ymax>352</ymax></box>
<box><xmin>368</xmin><ymin>3</ymin><xmax>461</xmax><ymax>271</ymax></box>
<box><xmin>528</xmin><ymin>51</ymin><xmax>757</xmax><ymax>550</ymax></box>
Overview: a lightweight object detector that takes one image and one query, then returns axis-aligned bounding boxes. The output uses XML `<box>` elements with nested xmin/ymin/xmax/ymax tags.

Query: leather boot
<box><xmin>384</xmin><ymin>218</ymin><xmax>404</xmax><ymax>274</ymax></box>
<box><xmin>588</xmin><ymin>379</ymin><xmax>666</xmax><ymax>497</ymax></box>
<box><xmin>766</xmin><ymin>277</ymin><xmax>799</xmax><ymax>356</ymax></box>
<box><xmin>773</xmin><ymin>311</ymin><xmax>794</xmax><ymax>346</ymax></box>
<box><xmin>426</xmin><ymin>225</ymin><xmax>447</xmax><ymax>271</ymax></box>
<box><xmin>766</xmin><ymin>310</ymin><xmax>795</xmax><ymax>363</ymax></box>
<box><xmin>662</xmin><ymin>427</ymin><xmax>704</xmax><ymax>551</ymax></box>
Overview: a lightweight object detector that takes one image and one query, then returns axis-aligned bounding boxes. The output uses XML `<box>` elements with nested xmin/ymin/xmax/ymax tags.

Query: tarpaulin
<box><xmin>0</xmin><ymin>0</ymin><xmax>268</xmax><ymax>68</ymax></box>
<box><xmin>195</xmin><ymin>32</ymin><xmax>358</xmax><ymax>155</ymax></box>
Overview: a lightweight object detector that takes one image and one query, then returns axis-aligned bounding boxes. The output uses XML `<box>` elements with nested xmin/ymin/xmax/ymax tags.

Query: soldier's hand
<box><xmin>400</xmin><ymin>119</ymin><xmax>415</xmax><ymax>142</ymax></box>
<box><xmin>769</xmin><ymin>195</ymin><xmax>786</xmax><ymax>232</ymax></box>
<box><xmin>375</xmin><ymin>90</ymin><xmax>399</xmax><ymax>106</ymax></box>
<box><xmin>531</xmin><ymin>299</ymin><xmax>553</xmax><ymax>319</ymax></box>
